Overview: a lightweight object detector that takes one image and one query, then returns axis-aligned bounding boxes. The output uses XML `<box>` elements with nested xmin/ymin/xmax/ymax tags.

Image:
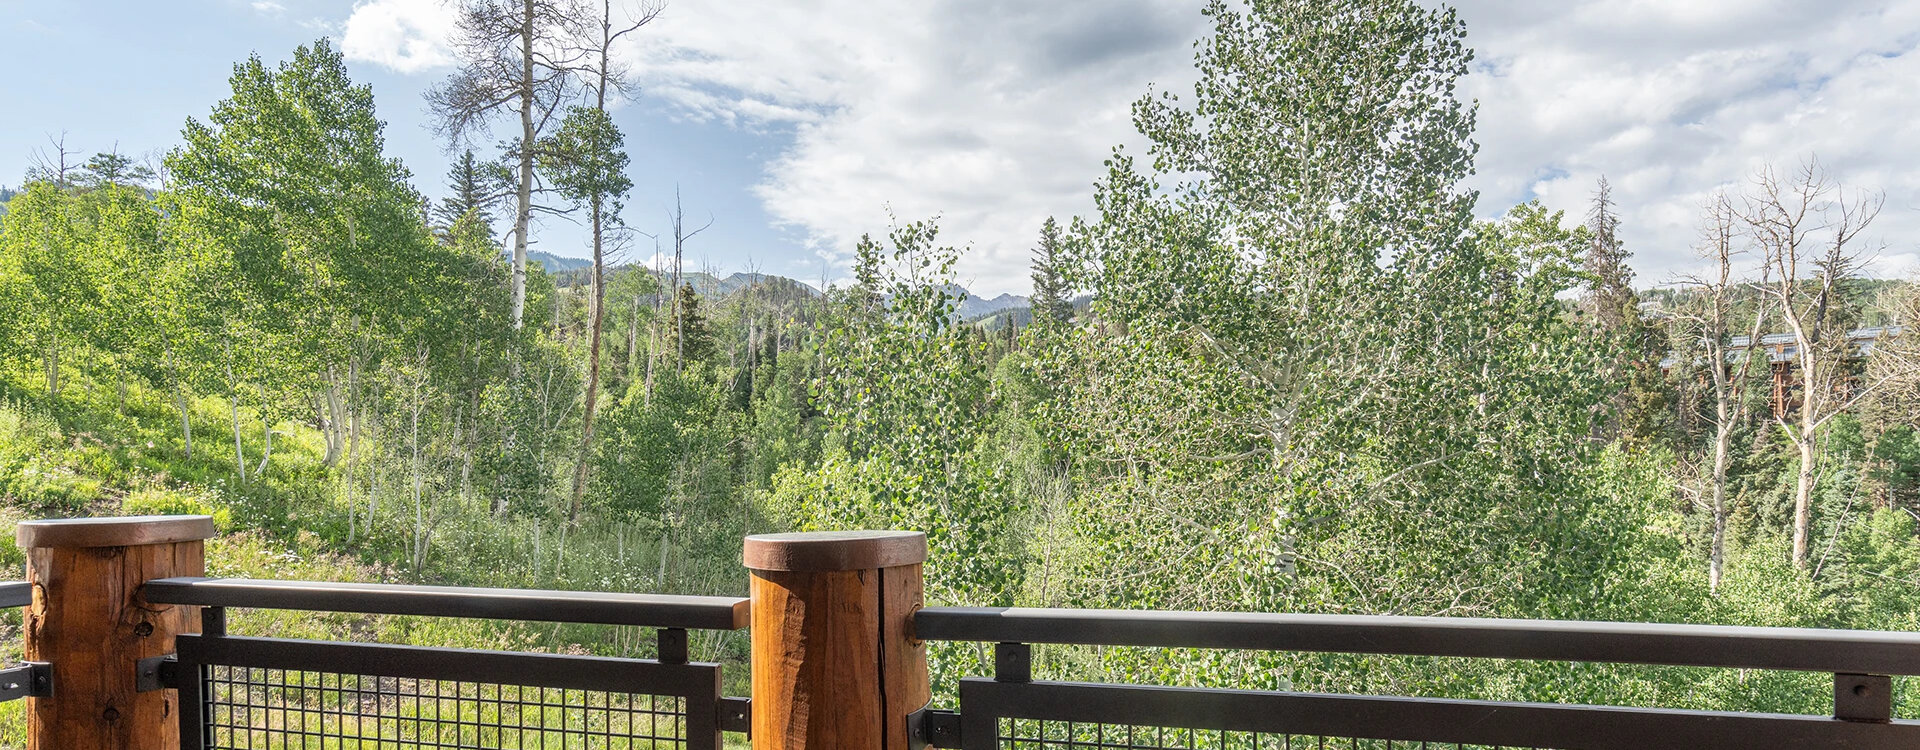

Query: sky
<box><xmin>2</xmin><ymin>0</ymin><xmax>1918</xmax><ymax>296</ymax></box>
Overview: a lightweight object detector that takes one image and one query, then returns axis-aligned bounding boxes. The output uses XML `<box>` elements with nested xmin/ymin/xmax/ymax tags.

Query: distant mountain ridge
<box><xmin>531</xmin><ymin>252</ymin><xmax>1027</xmax><ymax>316</ymax></box>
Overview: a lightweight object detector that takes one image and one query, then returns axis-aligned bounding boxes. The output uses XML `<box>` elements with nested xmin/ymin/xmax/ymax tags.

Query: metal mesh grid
<box><xmin>202</xmin><ymin>665</ymin><xmax>689</xmax><ymax>749</ymax></box>
<box><xmin>998</xmin><ymin>719</ymin><xmax>1558</xmax><ymax>750</ymax></box>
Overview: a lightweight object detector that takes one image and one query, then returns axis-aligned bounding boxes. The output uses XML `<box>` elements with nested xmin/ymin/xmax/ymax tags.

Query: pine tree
<box><xmin>1583</xmin><ymin>176</ymin><xmax>1638</xmax><ymax>333</ymax></box>
<box><xmin>1030</xmin><ymin>217</ymin><xmax>1072</xmax><ymax>325</ymax></box>
<box><xmin>1583</xmin><ymin>176</ymin><xmax>1672</xmax><ymax>446</ymax></box>
<box><xmin>434</xmin><ymin>150</ymin><xmax>512</xmax><ymax>234</ymax></box>
<box><xmin>664</xmin><ymin>284</ymin><xmax>714</xmax><ymax>364</ymax></box>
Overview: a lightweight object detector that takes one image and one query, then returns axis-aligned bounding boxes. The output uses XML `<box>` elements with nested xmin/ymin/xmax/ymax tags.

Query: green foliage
<box><xmin>772</xmin><ymin>220</ymin><xmax>1018</xmax><ymax>605</ymax></box>
<box><xmin>539</xmin><ymin>107</ymin><xmax>631</xmax><ymax>213</ymax></box>
<box><xmin>121</xmin><ymin>485</ymin><xmax>233</xmax><ymax>532</ymax></box>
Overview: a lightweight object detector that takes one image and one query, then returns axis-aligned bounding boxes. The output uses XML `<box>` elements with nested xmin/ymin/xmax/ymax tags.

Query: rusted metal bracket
<box><xmin>135</xmin><ymin>654</ymin><xmax>178</xmax><ymax>693</ymax></box>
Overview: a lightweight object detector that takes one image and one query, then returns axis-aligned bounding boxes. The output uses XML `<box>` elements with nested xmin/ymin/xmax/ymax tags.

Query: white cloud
<box><xmin>616</xmin><ymin>0</ymin><xmax>1208</xmax><ymax>295</ymax></box>
<box><xmin>340</xmin><ymin>0</ymin><xmax>457</xmax><ymax>74</ymax></box>
<box><xmin>1454</xmin><ymin>0</ymin><xmax>1920</xmax><ymax>286</ymax></box>
<box><xmin>338</xmin><ymin>0</ymin><xmax>1920</xmax><ymax>295</ymax></box>
<box><xmin>251</xmin><ymin>1</ymin><xmax>288</xmax><ymax>15</ymax></box>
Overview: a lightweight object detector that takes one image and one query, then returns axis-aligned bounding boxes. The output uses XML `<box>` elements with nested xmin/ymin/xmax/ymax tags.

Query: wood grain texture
<box><xmin>24</xmin><ymin>533</ymin><xmax>204</xmax><ymax>750</ymax></box>
<box><xmin>16</xmin><ymin>516</ymin><xmax>214</xmax><ymax>549</ymax></box>
<box><xmin>751</xmin><ymin>568</ymin><xmax>883</xmax><ymax>749</ymax></box>
<box><xmin>747</xmin><ymin>531</ymin><xmax>930</xmax><ymax>750</ymax></box>
<box><xmin>880</xmin><ymin>563</ymin><xmax>929</xmax><ymax>750</ymax></box>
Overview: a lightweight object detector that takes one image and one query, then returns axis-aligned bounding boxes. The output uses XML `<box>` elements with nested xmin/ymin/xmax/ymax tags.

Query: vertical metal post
<box><xmin>17</xmin><ymin>515</ymin><xmax>215</xmax><ymax>750</ymax></box>
<box><xmin>745</xmin><ymin>530</ymin><xmax>929</xmax><ymax>750</ymax></box>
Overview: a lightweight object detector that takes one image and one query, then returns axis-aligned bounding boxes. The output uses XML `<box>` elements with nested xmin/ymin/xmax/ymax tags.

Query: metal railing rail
<box><xmin>915</xmin><ymin>606</ymin><xmax>1920</xmax><ymax>750</ymax></box>
<box><xmin>914</xmin><ymin>606</ymin><xmax>1920</xmax><ymax>674</ymax></box>
<box><xmin>144</xmin><ymin>576</ymin><xmax>749</xmax><ymax>630</ymax></box>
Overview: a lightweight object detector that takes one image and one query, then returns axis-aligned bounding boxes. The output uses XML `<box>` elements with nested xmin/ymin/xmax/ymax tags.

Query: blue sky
<box><xmin>5</xmin><ymin>0</ymin><xmax>1920</xmax><ymax>295</ymax></box>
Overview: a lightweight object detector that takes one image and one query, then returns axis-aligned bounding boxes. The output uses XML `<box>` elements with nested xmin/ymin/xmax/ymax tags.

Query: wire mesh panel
<box><xmin>177</xmin><ymin>635</ymin><xmax>720</xmax><ymax>750</ymax></box>
<box><xmin>956</xmin><ymin>678</ymin><xmax>1920</xmax><ymax>750</ymax></box>
<box><xmin>201</xmin><ymin>666</ymin><xmax>687</xmax><ymax>749</ymax></box>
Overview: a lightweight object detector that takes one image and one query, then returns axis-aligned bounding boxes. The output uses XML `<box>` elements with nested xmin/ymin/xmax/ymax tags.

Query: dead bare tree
<box><xmin>25</xmin><ymin>133</ymin><xmax>80</xmax><ymax>189</ymax></box>
<box><xmin>1742</xmin><ymin>159</ymin><xmax>1885</xmax><ymax>570</ymax></box>
<box><xmin>1673</xmin><ymin>192</ymin><xmax>1769</xmax><ymax>590</ymax></box>
<box><xmin>428</xmin><ymin>0</ymin><xmax>585</xmax><ymax>331</ymax></box>
<box><xmin>667</xmin><ymin>188</ymin><xmax>714</xmax><ymax>373</ymax></box>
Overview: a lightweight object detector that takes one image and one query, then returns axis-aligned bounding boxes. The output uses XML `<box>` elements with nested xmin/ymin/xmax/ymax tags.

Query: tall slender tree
<box><xmin>429</xmin><ymin>0</ymin><xmax>582</xmax><ymax>330</ymax></box>
<box><xmin>1030</xmin><ymin>216</ymin><xmax>1073</xmax><ymax>325</ymax></box>
<box><xmin>1743</xmin><ymin>160</ymin><xmax>1884</xmax><ymax>569</ymax></box>
<box><xmin>1674</xmin><ymin>193</ymin><xmax>1769</xmax><ymax>590</ymax></box>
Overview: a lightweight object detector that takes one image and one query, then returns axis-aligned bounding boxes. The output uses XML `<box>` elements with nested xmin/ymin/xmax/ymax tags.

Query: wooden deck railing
<box><xmin>11</xmin><ymin>515</ymin><xmax>1920</xmax><ymax>750</ymax></box>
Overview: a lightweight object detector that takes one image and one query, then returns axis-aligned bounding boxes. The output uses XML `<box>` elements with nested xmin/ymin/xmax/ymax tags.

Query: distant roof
<box><xmin>1660</xmin><ymin>327</ymin><xmax>1902</xmax><ymax>369</ymax></box>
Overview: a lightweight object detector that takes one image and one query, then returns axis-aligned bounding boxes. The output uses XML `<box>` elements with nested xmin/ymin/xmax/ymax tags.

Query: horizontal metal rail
<box><xmin>916</xmin><ymin>606</ymin><xmax>1920</xmax><ymax>675</ymax></box>
<box><xmin>145</xmin><ymin>577</ymin><xmax>749</xmax><ymax>630</ymax></box>
<box><xmin>0</xmin><ymin>581</ymin><xmax>29</xmax><ymax>609</ymax></box>
<box><xmin>957</xmin><ymin>679</ymin><xmax>1920</xmax><ymax>750</ymax></box>
<box><xmin>177</xmin><ymin>634</ymin><xmax>722</xmax><ymax>694</ymax></box>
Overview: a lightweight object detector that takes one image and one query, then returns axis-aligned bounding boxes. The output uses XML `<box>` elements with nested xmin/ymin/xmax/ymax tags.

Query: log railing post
<box><xmin>17</xmin><ymin>515</ymin><xmax>215</xmax><ymax>750</ymax></box>
<box><xmin>745</xmin><ymin>530</ymin><xmax>929</xmax><ymax>750</ymax></box>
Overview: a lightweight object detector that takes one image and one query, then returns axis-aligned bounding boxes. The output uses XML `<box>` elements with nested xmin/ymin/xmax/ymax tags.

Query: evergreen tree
<box><xmin>1583</xmin><ymin>176</ymin><xmax>1638</xmax><ymax>333</ymax></box>
<box><xmin>1583</xmin><ymin>176</ymin><xmax>1673</xmax><ymax>446</ymax></box>
<box><xmin>1030</xmin><ymin>217</ymin><xmax>1072</xmax><ymax>325</ymax></box>
<box><xmin>664</xmin><ymin>284</ymin><xmax>715</xmax><ymax>364</ymax></box>
<box><xmin>433</xmin><ymin>150</ymin><xmax>513</xmax><ymax>233</ymax></box>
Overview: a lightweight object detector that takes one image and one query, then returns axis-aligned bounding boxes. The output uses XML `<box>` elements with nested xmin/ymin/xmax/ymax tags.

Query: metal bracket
<box><xmin>136</xmin><ymin>654</ymin><xmax>179</xmax><ymax>693</ymax></box>
<box><xmin>0</xmin><ymin>662</ymin><xmax>53</xmax><ymax>702</ymax></box>
<box><xmin>909</xmin><ymin>707</ymin><xmax>962</xmax><ymax>749</ymax></box>
<box><xmin>995</xmin><ymin>641</ymin><xmax>1031</xmax><ymax>682</ymax></box>
<box><xmin>718</xmin><ymin>696</ymin><xmax>751</xmax><ymax>734</ymax></box>
<box><xmin>1834</xmin><ymin>673</ymin><xmax>1891</xmax><ymax>723</ymax></box>
<box><xmin>657</xmin><ymin>627</ymin><xmax>688</xmax><ymax>665</ymax></box>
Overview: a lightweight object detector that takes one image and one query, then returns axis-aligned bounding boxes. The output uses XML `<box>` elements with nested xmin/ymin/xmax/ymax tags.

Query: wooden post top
<box><xmin>15</xmin><ymin>515</ymin><xmax>216</xmax><ymax>549</ymax></box>
<box><xmin>744</xmin><ymin>530</ymin><xmax>926</xmax><ymax>572</ymax></box>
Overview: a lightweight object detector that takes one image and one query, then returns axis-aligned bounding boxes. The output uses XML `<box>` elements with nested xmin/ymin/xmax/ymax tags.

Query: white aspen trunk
<box><xmin>366</xmin><ymin>418</ymin><xmax>380</xmax><ymax>536</ymax></box>
<box><xmin>348</xmin><ymin>354</ymin><xmax>363</xmax><ymax>466</ymax></box>
<box><xmin>569</xmin><ymin>195</ymin><xmax>607</xmax><ymax>520</ymax></box>
<box><xmin>1710</xmin><ymin>427</ymin><xmax>1731</xmax><ymax>591</ymax></box>
<box><xmin>655</xmin><ymin>528</ymin><xmax>669</xmax><ymax>588</ymax></box>
<box><xmin>169</xmin><ymin>347</ymin><xmax>194</xmax><ymax>461</ymax></box>
<box><xmin>45</xmin><ymin>335</ymin><xmax>59</xmax><ymax>399</ymax></box>
<box><xmin>224</xmin><ymin>342</ymin><xmax>247</xmax><ymax>484</ymax></box>
<box><xmin>254</xmin><ymin>384</ymin><xmax>273</xmax><ymax>478</ymax></box>
<box><xmin>1793</xmin><ymin>433</ymin><xmax>1816</xmax><ymax>569</ymax></box>
<box><xmin>322</xmin><ymin>367</ymin><xmax>347</xmax><ymax>466</ymax></box>
<box><xmin>409</xmin><ymin>347</ymin><xmax>429</xmax><ymax>572</ymax></box>
<box><xmin>176</xmin><ymin>383</ymin><xmax>194</xmax><ymax>461</ymax></box>
<box><xmin>508</xmin><ymin>0</ymin><xmax>534</xmax><ymax>330</ymax></box>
